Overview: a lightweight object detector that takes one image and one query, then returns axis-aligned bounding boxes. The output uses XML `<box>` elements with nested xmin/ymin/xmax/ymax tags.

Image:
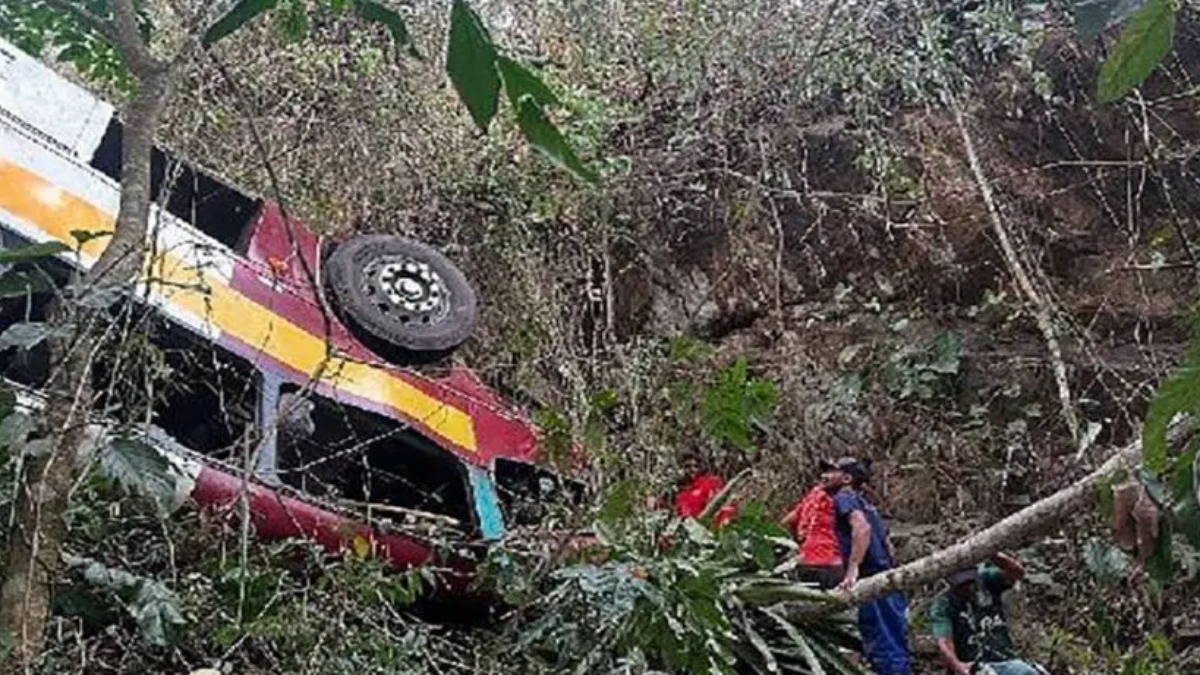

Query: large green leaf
<box><xmin>0</xmin><ymin>270</ymin><xmax>52</xmax><ymax>299</ymax></box>
<box><xmin>203</xmin><ymin>0</ymin><xmax>280</xmax><ymax>46</ymax></box>
<box><xmin>1097</xmin><ymin>0</ymin><xmax>1176</xmax><ymax>102</ymax></box>
<box><xmin>446</xmin><ymin>0</ymin><xmax>499</xmax><ymax>130</ymax></box>
<box><xmin>355</xmin><ymin>0</ymin><xmax>418</xmax><ymax>58</ymax></box>
<box><xmin>0</xmin><ymin>240</ymin><xmax>71</xmax><ymax>263</ymax></box>
<box><xmin>77</xmin><ymin>559</ymin><xmax>186</xmax><ymax>646</ymax></box>
<box><xmin>515</xmin><ymin>97</ymin><xmax>598</xmax><ymax>184</ymax></box>
<box><xmin>497</xmin><ymin>55</ymin><xmax>559</xmax><ymax>109</ymax></box>
<box><xmin>0</xmin><ymin>321</ymin><xmax>74</xmax><ymax>351</ymax></box>
<box><xmin>1074</xmin><ymin>0</ymin><xmax>1150</xmax><ymax>38</ymax></box>
<box><xmin>98</xmin><ymin>437</ymin><xmax>184</xmax><ymax>512</ymax></box>
<box><xmin>1142</xmin><ymin>342</ymin><xmax>1200</xmax><ymax>473</ymax></box>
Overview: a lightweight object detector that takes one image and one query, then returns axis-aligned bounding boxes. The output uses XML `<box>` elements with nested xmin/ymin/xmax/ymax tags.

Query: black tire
<box><xmin>324</xmin><ymin>235</ymin><xmax>478</xmax><ymax>356</ymax></box>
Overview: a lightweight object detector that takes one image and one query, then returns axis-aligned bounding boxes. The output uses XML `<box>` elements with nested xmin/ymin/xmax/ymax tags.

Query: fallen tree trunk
<box><xmin>837</xmin><ymin>425</ymin><xmax>1186</xmax><ymax>608</ymax></box>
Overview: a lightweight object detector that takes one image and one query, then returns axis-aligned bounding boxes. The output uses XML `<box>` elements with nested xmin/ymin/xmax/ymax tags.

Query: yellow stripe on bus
<box><xmin>0</xmin><ymin>162</ymin><xmax>111</xmax><ymax>259</ymax></box>
<box><xmin>0</xmin><ymin>159</ymin><xmax>478</xmax><ymax>452</ymax></box>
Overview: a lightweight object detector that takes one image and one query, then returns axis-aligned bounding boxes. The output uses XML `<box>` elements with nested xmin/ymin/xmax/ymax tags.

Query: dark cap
<box><xmin>946</xmin><ymin>567</ymin><xmax>979</xmax><ymax>587</ymax></box>
<box><xmin>820</xmin><ymin>456</ymin><xmax>870</xmax><ymax>482</ymax></box>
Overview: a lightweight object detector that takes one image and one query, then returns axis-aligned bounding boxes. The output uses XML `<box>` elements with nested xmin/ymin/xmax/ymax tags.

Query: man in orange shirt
<box><xmin>783</xmin><ymin>470</ymin><xmax>845</xmax><ymax>589</ymax></box>
<box><xmin>676</xmin><ymin>471</ymin><xmax>739</xmax><ymax>526</ymax></box>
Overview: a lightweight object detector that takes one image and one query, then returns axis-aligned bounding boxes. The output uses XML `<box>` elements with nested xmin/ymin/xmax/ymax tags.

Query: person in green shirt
<box><xmin>928</xmin><ymin>552</ymin><xmax>1047</xmax><ymax>675</ymax></box>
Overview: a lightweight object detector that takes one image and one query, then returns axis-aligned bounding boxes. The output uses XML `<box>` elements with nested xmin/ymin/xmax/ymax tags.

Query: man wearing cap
<box><xmin>824</xmin><ymin>456</ymin><xmax>911</xmax><ymax>675</ymax></box>
<box><xmin>929</xmin><ymin>552</ymin><xmax>1045</xmax><ymax>675</ymax></box>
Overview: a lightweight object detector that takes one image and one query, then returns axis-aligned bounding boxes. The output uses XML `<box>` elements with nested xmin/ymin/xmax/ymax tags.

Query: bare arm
<box><xmin>838</xmin><ymin>510</ymin><xmax>871</xmax><ymax>590</ymax></box>
<box><xmin>936</xmin><ymin>638</ymin><xmax>971</xmax><ymax>675</ymax></box>
<box><xmin>990</xmin><ymin>551</ymin><xmax>1025</xmax><ymax>584</ymax></box>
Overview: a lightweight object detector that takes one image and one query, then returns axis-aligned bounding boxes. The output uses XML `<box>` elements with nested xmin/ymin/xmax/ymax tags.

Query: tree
<box><xmin>0</xmin><ymin>0</ymin><xmax>590</xmax><ymax>669</ymax></box>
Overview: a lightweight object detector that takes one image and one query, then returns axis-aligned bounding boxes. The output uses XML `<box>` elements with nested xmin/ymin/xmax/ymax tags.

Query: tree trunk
<box><xmin>835</xmin><ymin>424</ymin><xmax>1190</xmax><ymax>609</ymax></box>
<box><xmin>0</xmin><ymin>68</ymin><xmax>172</xmax><ymax>673</ymax></box>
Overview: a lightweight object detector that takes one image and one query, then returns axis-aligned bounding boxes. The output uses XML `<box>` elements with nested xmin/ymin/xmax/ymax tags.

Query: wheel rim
<box><xmin>360</xmin><ymin>255</ymin><xmax>452</xmax><ymax>325</ymax></box>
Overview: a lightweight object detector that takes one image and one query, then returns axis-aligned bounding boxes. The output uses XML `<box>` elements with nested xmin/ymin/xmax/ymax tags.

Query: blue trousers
<box><xmin>857</xmin><ymin>591</ymin><xmax>911</xmax><ymax>675</ymax></box>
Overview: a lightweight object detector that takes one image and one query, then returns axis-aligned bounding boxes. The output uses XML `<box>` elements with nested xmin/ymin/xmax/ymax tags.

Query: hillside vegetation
<box><xmin>1</xmin><ymin>0</ymin><xmax>1199</xmax><ymax>673</ymax></box>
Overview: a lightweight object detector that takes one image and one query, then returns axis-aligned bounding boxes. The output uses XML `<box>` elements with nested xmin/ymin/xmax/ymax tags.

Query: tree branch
<box><xmin>831</xmin><ymin>421</ymin><xmax>1192</xmax><ymax>609</ymax></box>
<box><xmin>952</xmin><ymin>101</ymin><xmax>1081</xmax><ymax>446</ymax></box>
<box><xmin>109</xmin><ymin>0</ymin><xmax>166</xmax><ymax>76</ymax></box>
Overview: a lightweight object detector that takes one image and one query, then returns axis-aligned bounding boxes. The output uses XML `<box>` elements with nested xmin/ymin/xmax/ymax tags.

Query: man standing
<box><xmin>929</xmin><ymin>552</ymin><xmax>1046</xmax><ymax>675</ymax></box>
<box><xmin>782</xmin><ymin>479</ymin><xmax>843</xmax><ymax>589</ymax></box>
<box><xmin>826</xmin><ymin>456</ymin><xmax>911</xmax><ymax>675</ymax></box>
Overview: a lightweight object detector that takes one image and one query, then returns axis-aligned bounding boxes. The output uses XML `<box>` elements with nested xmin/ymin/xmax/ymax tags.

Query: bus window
<box><xmin>146</xmin><ymin>322</ymin><xmax>260</xmax><ymax>463</ymax></box>
<box><xmin>494</xmin><ymin>459</ymin><xmax>585</xmax><ymax>528</ymax></box>
<box><xmin>274</xmin><ymin>386</ymin><xmax>475</xmax><ymax>528</ymax></box>
<box><xmin>90</xmin><ymin>118</ymin><xmax>262</xmax><ymax>251</ymax></box>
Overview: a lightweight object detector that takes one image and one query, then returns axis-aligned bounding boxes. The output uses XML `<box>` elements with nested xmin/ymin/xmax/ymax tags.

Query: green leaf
<box><xmin>515</xmin><ymin>97</ymin><xmax>598</xmax><ymax>184</ymax></box>
<box><xmin>0</xmin><ymin>241</ymin><xmax>72</xmax><ymax>263</ymax></box>
<box><xmin>497</xmin><ymin>55</ymin><xmax>559</xmax><ymax>109</ymax></box>
<box><xmin>698</xmin><ymin>468</ymin><xmax>749</xmax><ymax>526</ymax></box>
<box><xmin>278</xmin><ymin>0</ymin><xmax>309</xmax><ymax>42</ymax></box>
<box><xmin>701</xmin><ymin>357</ymin><xmax>777</xmax><ymax>451</ymax></box>
<box><xmin>1083</xmin><ymin>537</ymin><xmax>1130</xmax><ymax>585</ymax></box>
<box><xmin>599</xmin><ymin>479</ymin><xmax>639</xmax><ymax>526</ymax></box>
<box><xmin>0</xmin><ymin>322</ymin><xmax>73</xmax><ymax>351</ymax></box>
<box><xmin>355</xmin><ymin>0</ymin><xmax>418</xmax><ymax>58</ymax></box>
<box><xmin>0</xmin><ymin>270</ymin><xmax>53</xmax><ymax>298</ymax></box>
<box><xmin>1075</xmin><ymin>0</ymin><xmax>1150</xmax><ymax>38</ymax></box>
<box><xmin>203</xmin><ymin>0</ymin><xmax>280</xmax><ymax>46</ymax></box>
<box><xmin>1097</xmin><ymin>0</ymin><xmax>1176</xmax><ymax>103</ymax></box>
<box><xmin>76</xmin><ymin>559</ymin><xmax>185</xmax><ymax>646</ymax></box>
<box><xmin>762</xmin><ymin>608</ymin><xmax>828</xmax><ymax>675</ymax></box>
<box><xmin>0</xmin><ymin>413</ymin><xmax>35</xmax><ymax>451</ymax></box>
<box><xmin>70</xmin><ymin>229</ymin><xmax>112</xmax><ymax>245</ymax></box>
<box><xmin>741</xmin><ymin>616</ymin><xmax>778</xmax><ymax>674</ymax></box>
<box><xmin>446</xmin><ymin>0</ymin><xmax>500</xmax><ymax>130</ymax></box>
<box><xmin>0</xmin><ymin>386</ymin><xmax>14</xmax><ymax>423</ymax></box>
<box><xmin>1146</xmin><ymin>517</ymin><xmax>1174</xmax><ymax>583</ymax></box>
<box><xmin>1142</xmin><ymin>342</ymin><xmax>1200</xmax><ymax>473</ymax></box>
<box><xmin>1177</xmin><ymin>500</ymin><xmax>1200</xmax><ymax>549</ymax></box>
<box><xmin>98</xmin><ymin>437</ymin><xmax>184</xmax><ymax>512</ymax></box>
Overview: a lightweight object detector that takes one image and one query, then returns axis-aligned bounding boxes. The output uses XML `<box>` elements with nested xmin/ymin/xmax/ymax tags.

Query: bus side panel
<box><xmin>191</xmin><ymin>464</ymin><xmax>435</xmax><ymax>568</ymax></box>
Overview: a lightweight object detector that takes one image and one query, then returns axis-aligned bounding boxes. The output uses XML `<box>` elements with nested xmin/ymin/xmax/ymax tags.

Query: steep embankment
<box><xmin>162</xmin><ymin>1</ymin><xmax>1200</xmax><ymax>667</ymax></box>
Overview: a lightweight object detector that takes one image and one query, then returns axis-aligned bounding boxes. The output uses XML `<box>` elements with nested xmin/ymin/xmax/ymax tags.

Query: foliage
<box><xmin>2</xmin><ymin>0</ymin><xmax>594</xmax><ymax>183</ymax></box>
<box><xmin>1073</xmin><ymin>0</ymin><xmax>1179</xmax><ymax>101</ymax></box>
<box><xmin>0</xmin><ymin>1</ymin><xmax>133</xmax><ymax>90</ymax></box>
<box><xmin>701</xmin><ymin>357</ymin><xmax>778</xmax><ymax>453</ymax></box>
<box><xmin>69</xmin><ymin>557</ymin><xmax>186</xmax><ymax>647</ymax></box>
<box><xmin>96</xmin><ymin>436</ymin><xmax>188</xmax><ymax>514</ymax></box>
<box><xmin>1136</xmin><ymin>310</ymin><xmax>1200</xmax><ymax>582</ymax></box>
<box><xmin>199</xmin><ymin>0</ymin><xmax>595</xmax><ymax>182</ymax></box>
<box><xmin>880</xmin><ymin>331</ymin><xmax>963</xmax><ymax>402</ymax></box>
<box><xmin>1096</xmin><ymin>0</ymin><xmax>1177</xmax><ymax>101</ymax></box>
<box><xmin>500</xmin><ymin>495</ymin><xmax>861</xmax><ymax>675</ymax></box>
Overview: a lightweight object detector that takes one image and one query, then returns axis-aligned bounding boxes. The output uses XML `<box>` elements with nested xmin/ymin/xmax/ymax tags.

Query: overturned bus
<box><xmin>0</xmin><ymin>37</ymin><xmax>578</xmax><ymax>588</ymax></box>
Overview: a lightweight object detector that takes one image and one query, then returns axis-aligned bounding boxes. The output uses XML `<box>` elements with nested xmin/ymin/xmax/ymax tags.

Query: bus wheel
<box><xmin>324</xmin><ymin>235</ymin><xmax>478</xmax><ymax>357</ymax></box>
